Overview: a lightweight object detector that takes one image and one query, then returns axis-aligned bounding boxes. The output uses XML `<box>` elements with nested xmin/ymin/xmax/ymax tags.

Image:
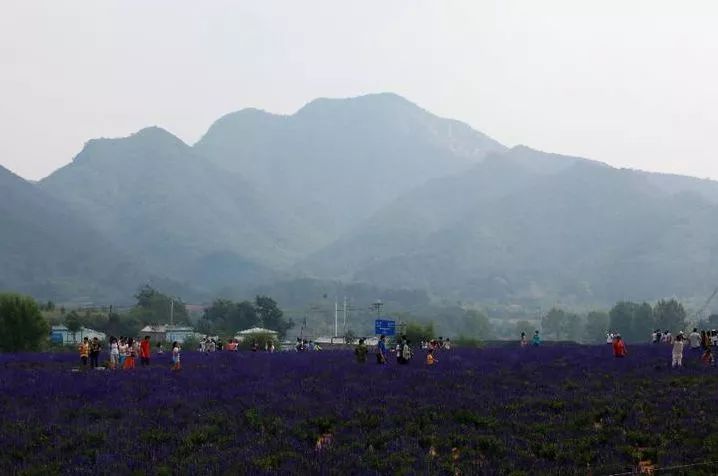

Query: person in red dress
<box><xmin>140</xmin><ymin>335</ymin><xmax>151</xmax><ymax>367</ymax></box>
<box><xmin>613</xmin><ymin>334</ymin><xmax>628</xmax><ymax>358</ymax></box>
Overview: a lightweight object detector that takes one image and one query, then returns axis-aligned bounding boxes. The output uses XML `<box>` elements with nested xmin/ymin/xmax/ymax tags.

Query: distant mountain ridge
<box><xmin>2</xmin><ymin>92</ymin><xmax>718</xmax><ymax>308</ymax></box>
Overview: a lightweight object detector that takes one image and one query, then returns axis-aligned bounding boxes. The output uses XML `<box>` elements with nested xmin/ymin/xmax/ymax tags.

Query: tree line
<box><xmin>530</xmin><ymin>299</ymin><xmax>702</xmax><ymax>344</ymax></box>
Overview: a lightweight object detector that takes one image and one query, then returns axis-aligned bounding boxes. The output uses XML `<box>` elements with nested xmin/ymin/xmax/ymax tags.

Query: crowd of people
<box><xmin>359</xmin><ymin>334</ymin><xmax>451</xmax><ymax>366</ymax></box>
<box><xmin>658</xmin><ymin>328</ymin><xmax>716</xmax><ymax>367</ymax></box>
<box><xmin>76</xmin><ymin>326</ymin><xmax>718</xmax><ymax>372</ymax></box>
<box><xmin>78</xmin><ymin>335</ymin><xmax>181</xmax><ymax>371</ymax></box>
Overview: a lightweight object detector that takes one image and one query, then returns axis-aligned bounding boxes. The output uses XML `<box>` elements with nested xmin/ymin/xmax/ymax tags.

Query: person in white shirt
<box><xmin>606</xmin><ymin>333</ymin><xmax>613</xmax><ymax>345</ymax></box>
<box><xmin>672</xmin><ymin>333</ymin><xmax>685</xmax><ymax>367</ymax></box>
<box><xmin>109</xmin><ymin>336</ymin><xmax>119</xmax><ymax>370</ymax></box>
<box><xmin>171</xmin><ymin>342</ymin><xmax>181</xmax><ymax>371</ymax></box>
<box><xmin>711</xmin><ymin>330</ymin><xmax>718</xmax><ymax>347</ymax></box>
<box><xmin>689</xmin><ymin>328</ymin><xmax>702</xmax><ymax>350</ymax></box>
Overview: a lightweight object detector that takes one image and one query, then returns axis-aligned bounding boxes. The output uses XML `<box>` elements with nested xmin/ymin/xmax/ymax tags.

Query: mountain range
<box><xmin>3</xmin><ymin>92</ymin><xmax>718</xmax><ymax>309</ymax></box>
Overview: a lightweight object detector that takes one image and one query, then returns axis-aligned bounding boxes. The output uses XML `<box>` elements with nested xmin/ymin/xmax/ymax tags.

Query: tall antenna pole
<box><xmin>170</xmin><ymin>299</ymin><xmax>174</xmax><ymax>327</ymax></box>
<box><xmin>343</xmin><ymin>297</ymin><xmax>347</xmax><ymax>334</ymax></box>
<box><xmin>334</xmin><ymin>299</ymin><xmax>338</xmax><ymax>338</ymax></box>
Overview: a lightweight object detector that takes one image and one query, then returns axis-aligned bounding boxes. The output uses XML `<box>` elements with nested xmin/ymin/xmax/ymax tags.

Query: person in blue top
<box><xmin>532</xmin><ymin>330</ymin><xmax>541</xmax><ymax>346</ymax></box>
<box><xmin>376</xmin><ymin>335</ymin><xmax>387</xmax><ymax>364</ymax></box>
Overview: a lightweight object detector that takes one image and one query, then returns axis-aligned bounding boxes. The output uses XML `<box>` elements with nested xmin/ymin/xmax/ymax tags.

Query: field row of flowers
<box><xmin>2</xmin><ymin>345</ymin><xmax>718</xmax><ymax>475</ymax></box>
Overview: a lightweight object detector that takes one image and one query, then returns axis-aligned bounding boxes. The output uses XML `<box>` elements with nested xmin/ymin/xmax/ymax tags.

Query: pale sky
<box><xmin>1</xmin><ymin>0</ymin><xmax>717</xmax><ymax>180</ymax></box>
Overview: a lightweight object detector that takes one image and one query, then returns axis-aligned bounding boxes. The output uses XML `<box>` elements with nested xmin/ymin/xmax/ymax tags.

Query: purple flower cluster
<box><xmin>1</xmin><ymin>345</ymin><xmax>718</xmax><ymax>474</ymax></box>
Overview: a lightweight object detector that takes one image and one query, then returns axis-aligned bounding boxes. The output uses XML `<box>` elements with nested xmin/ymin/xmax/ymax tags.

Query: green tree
<box><xmin>404</xmin><ymin>321</ymin><xmax>434</xmax><ymax>344</ymax></box>
<box><xmin>561</xmin><ymin>312</ymin><xmax>583</xmax><ymax>342</ymax></box>
<box><xmin>583</xmin><ymin>311</ymin><xmax>610</xmax><ymax>344</ymax></box>
<box><xmin>130</xmin><ymin>285</ymin><xmax>189</xmax><ymax>325</ymax></box>
<box><xmin>255</xmin><ymin>295</ymin><xmax>292</xmax><ymax>339</ymax></box>
<box><xmin>458</xmin><ymin>310</ymin><xmax>492</xmax><ymax>339</ymax></box>
<box><xmin>653</xmin><ymin>299</ymin><xmax>686</xmax><ymax>333</ymax></box>
<box><xmin>515</xmin><ymin>320</ymin><xmax>535</xmax><ymax>338</ymax></box>
<box><xmin>203</xmin><ymin>299</ymin><xmax>261</xmax><ymax>334</ymax></box>
<box><xmin>0</xmin><ymin>293</ymin><xmax>50</xmax><ymax>352</ymax></box>
<box><xmin>64</xmin><ymin>311</ymin><xmax>82</xmax><ymax>342</ymax></box>
<box><xmin>102</xmin><ymin>311</ymin><xmax>141</xmax><ymax>338</ymax></box>
<box><xmin>542</xmin><ymin>308</ymin><xmax>566</xmax><ymax>340</ymax></box>
<box><xmin>609</xmin><ymin>301</ymin><xmax>653</xmax><ymax>343</ymax></box>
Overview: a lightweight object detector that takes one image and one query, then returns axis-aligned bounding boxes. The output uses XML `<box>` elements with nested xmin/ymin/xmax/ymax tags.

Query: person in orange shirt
<box><xmin>140</xmin><ymin>336</ymin><xmax>151</xmax><ymax>367</ymax></box>
<box><xmin>426</xmin><ymin>348</ymin><xmax>438</xmax><ymax>365</ymax></box>
<box><xmin>613</xmin><ymin>335</ymin><xmax>628</xmax><ymax>358</ymax></box>
<box><xmin>78</xmin><ymin>337</ymin><xmax>90</xmax><ymax>367</ymax></box>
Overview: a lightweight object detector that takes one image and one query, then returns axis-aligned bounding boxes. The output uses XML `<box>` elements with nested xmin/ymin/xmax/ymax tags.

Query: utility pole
<box><xmin>170</xmin><ymin>299</ymin><xmax>174</xmax><ymax>327</ymax></box>
<box><xmin>334</xmin><ymin>299</ymin><xmax>339</xmax><ymax>338</ymax></box>
<box><xmin>343</xmin><ymin>297</ymin><xmax>347</xmax><ymax>334</ymax></box>
<box><xmin>371</xmin><ymin>300</ymin><xmax>384</xmax><ymax>319</ymax></box>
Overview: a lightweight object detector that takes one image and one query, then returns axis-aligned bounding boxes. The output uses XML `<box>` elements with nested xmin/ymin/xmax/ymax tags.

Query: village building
<box><xmin>50</xmin><ymin>325</ymin><xmax>106</xmax><ymax>345</ymax></box>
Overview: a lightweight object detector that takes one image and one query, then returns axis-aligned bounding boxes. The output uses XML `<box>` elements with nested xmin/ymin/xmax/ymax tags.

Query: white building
<box><xmin>139</xmin><ymin>325</ymin><xmax>197</xmax><ymax>343</ymax></box>
<box><xmin>50</xmin><ymin>325</ymin><xmax>106</xmax><ymax>345</ymax></box>
<box><xmin>234</xmin><ymin>327</ymin><xmax>278</xmax><ymax>342</ymax></box>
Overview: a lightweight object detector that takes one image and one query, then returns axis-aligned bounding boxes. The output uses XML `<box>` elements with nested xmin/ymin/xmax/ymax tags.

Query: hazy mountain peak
<box><xmin>295</xmin><ymin>92</ymin><xmax>422</xmax><ymax>118</ymax></box>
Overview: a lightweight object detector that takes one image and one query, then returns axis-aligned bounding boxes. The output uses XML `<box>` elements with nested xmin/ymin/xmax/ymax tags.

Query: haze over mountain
<box><xmin>4</xmin><ymin>93</ymin><xmax>718</xmax><ymax>308</ymax></box>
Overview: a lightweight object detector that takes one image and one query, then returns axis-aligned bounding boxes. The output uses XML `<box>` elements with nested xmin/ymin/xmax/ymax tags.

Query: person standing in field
<box><xmin>118</xmin><ymin>337</ymin><xmax>128</xmax><ymax>367</ymax></box>
<box><xmin>355</xmin><ymin>338</ymin><xmax>368</xmax><ymax>363</ymax></box>
<box><xmin>171</xmin><ymin>341</ymin><xmax>181</xmax><ymax>371</ymax></box>
<box><xmin>532</xmin><ymin>330</ymin><xmax>541</xmax><ymax>347</ymax></box>
<box><xmin>123</xmin><ymin>338</ymin><xmax>136</xmax><ymax>369</ymax></box>
<box><xmin>520</xmin><ymin>332</ymin><xmax>527</xmax><ymax>347</ymax></box>
<box><xmin>672</xmin><ymin>332</ymin><xmax>685</xmax><ymax>367</ymax></box>
<box><xmin>401</xmin><ymin>338</ymin><xmax>412</xmax><ymax>364</ymax></box>
<box><xmin>78</xmin><ymin>337</ymin><xmax>90</xmax><ymax>367</ymax></box>
<box><xmin>395</xmin><ymin>338</ymin><xmax>403</xmax><ymax>364</ymax></box>
<box><xmin>701</xmin><ymin>330</ymin><xmax>710</xmax><ymax>351</ymax></box>
<box><xmin>376</xmin><ymin>335</ymin><xmax>387</xmax><ymax>364</ymax></box>
<box><xmin>426</xmin><ymin>348</ymin><xmax>437</xmax><ymax>365</ymax></box>
<box><xmin>140</xmin><ymin>336</ymin><xmax>151</xmax><ymax>367</ymax></box>
<box><xmin>613</xmin><ymin>335</ymin><xmax>628</xmax><ymax>358</ymax></box>
<box><xmin>109</xmin><ymin>336</ymin><xmax>119</xmax><ymax>370</ymax></box>
<box><xmin>689</xmin><ymin>328</ymin><xmax>702</xmax><ymax>352</ymax></box>
<box><xmin>89</xmin><ymin>337</ymin><xmax>101</xmax><ymax>368</ymax></box>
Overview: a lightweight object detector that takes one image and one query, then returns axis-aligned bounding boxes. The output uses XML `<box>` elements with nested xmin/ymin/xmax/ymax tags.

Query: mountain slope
<box><xmin>302</xmin><ymin>147</ymin><xmax>718</xmax><ymax>305</ymax></box>
<box><xmin>0</xmin><ymin>165</ymin><xmax>139</xmax><ymax>301</ymax></box>
<box><xmin>194</xmin><ymin>93</ymin><xmax>507</xmax><ymax>239</ymax></box>
<box><xmin>39</xmin><ymin>127</ymin><xmax>322</xmax><ymax>291</ymax></box>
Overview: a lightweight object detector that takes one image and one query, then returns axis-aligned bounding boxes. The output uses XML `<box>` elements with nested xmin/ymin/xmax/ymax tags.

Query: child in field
<box><xmin>520</xmin><ymin>332</ymin><xmax>527</xmax><ymax>347</ymax></box>
<box><xmin>672</xmin><ymin>333</ymin><xmax>685</xmax><ymax>367</ymax></box>
<box><xmin>426</xmin><ymin>348</ymin><xmax>437</xmax><ymax>365</ymax></box>
<box><xmin>171</xmin><ymin>342</ymin><xmax>181</xmax><ymax>371</ymax></box>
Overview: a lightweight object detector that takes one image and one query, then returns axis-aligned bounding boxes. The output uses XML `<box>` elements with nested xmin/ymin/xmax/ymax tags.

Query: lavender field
<box><xmin>2</xmin><ymin>345</ymin><xmax>718</xmax><ymax>475</ymax></box>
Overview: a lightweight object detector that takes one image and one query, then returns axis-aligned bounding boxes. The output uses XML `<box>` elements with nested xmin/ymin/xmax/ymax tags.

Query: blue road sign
<box><xmin>374</xmin><ymin>319</ymin><xmax>396</xmax><ymax>336</ymax></box>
